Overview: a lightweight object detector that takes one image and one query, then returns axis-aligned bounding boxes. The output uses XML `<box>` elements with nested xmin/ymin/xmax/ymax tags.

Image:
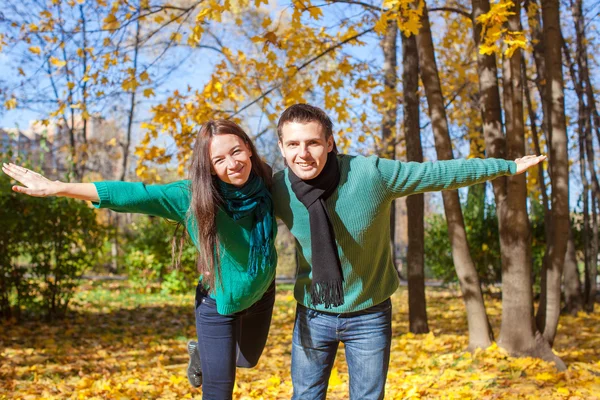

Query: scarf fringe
<box><xmin>248</xmin><ymin>243</ymin><xmax>274</xmax><ymax>278</ymax></box>
<box><xmin>310</xmin><ymin>280</ymin><xmax>345</xmax><ymax>309</ymax></box>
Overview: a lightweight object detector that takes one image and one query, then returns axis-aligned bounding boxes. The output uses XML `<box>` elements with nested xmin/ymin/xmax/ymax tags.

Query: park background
<box><xmin>0</xmin><ymin>0</ymin><xmax>599</xmax><ymax>398</ymax></box>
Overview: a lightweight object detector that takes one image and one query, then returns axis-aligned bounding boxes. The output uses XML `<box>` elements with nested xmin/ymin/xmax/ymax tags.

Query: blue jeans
<box><xmin>291</xmin><ymin>298</ymin><xmax>392</xmax><ymax>400</ymax></box>
<box><xmin>195</xmin><ymin>281</ymin><xmax>275</xmax><ymax>400</ymax></box>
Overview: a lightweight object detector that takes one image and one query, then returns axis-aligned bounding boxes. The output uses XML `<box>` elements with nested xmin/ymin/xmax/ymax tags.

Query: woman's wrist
<box><xmin>54</xmin><ymin>181</ymin><xmax>69</xmax><ymax>197</ymax></box>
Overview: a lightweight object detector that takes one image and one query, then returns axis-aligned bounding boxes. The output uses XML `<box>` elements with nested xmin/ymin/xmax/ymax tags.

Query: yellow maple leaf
<box><xmin>103</xmin><ymin>14</ymin><xmax>120</xmax><ymax>30</ymax></box>
<box><xmin>49</xmin><ymin>56</ymin><xmax>67</xmax><ymax>67</ymax></box>
<box><xmin>4</xmin><ymin>98</ymin><xmax>18</xmax><ymax>110</ymax></box>
<box><xmin>308</xmin><ymin>6</ymin><xmax>323</xmax><ymax>20</ymax></box>
<box><xmin>534</xmin><ymin>372</ymin><xmax>555</xmax><ymax>381</ymax></box>
<box><xmin>328</xmin><ymin>367</ymin><xmax>343</xmax><ymax>387</ymax></box>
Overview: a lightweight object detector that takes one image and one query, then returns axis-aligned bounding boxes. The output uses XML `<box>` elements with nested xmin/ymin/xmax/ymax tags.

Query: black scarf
<box><xmin>288</xmin><ymin>152</ymin><xmax>344</xmax><ymax>308</ymax></box>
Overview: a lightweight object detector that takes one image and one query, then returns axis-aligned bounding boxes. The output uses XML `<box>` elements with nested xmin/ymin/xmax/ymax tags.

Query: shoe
<box><xmin>187</xmin><ymin>340</ymin><xmax>203</xmax><ymax>388</ymax></box>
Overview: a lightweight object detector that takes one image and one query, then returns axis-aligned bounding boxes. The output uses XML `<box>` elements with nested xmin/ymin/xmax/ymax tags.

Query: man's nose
<box><xmin>299</xmin><ymin>144</ymin><xmax>310</xmax><ymax>158</ymax></box>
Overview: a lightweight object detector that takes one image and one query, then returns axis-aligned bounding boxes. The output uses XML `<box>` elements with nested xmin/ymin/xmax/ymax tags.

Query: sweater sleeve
<box><xmin>375</xmin><ymin>157</ymin><xmax>517</xmax><ymax>199</ymax></box>
<box><xmin>91</xmin><ymin>180</ymin><xmax>191</xmax><ymax>223</ymax></box>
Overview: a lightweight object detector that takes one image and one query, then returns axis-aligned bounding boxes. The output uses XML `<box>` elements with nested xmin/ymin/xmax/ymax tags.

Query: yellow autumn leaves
<box><xmin>1</xmin><ymin>282</ymin><xmax>599</xmax><ymax>399</ymax></box>
<box><xmin>477</xmin><ymin>0</ymin><xmax>528</xmax><ymax>57</ymax></box>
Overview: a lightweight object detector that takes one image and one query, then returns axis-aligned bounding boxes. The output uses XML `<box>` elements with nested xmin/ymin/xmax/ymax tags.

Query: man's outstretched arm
<box><xmin>376</xmin><ymin>155</ymin><xmax>547</xmax><ymax>198</ymax></box>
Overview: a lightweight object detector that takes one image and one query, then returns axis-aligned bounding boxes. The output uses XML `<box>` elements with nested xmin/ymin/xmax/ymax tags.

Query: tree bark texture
<box><xmin>563</xmin><ymin>228</ymin><xmax>583</xmax><ymax>314</ymax></box>
<box><xmin>402</xmin><ymin>30</ymin><xmax>429</xmax><ymax>334</ymax></box>
<box><xmin>417</xmin><ymin>1</ymin><xmax>492</xmax><ymax>349</ymax></box>
<box><xmin>381</xmin><ymin>19</ymin><xmax>399</xmax><ymax>273</ymax></box>
<box><xmin>536</xmin><ymin>0</ymin><xmax>570</xmax><ymax>346</ymax></box>
<box><xmin>561</xmin><ymin>29</ymin><xmax>586</xmax><ymax>315</ymax></box>
<box><xmin>497</xmin><ymin>17</ymin><xmax>537</xmax><ymax>357</ymax></box>
<box><xmin>572</xmin><ymin>0</ymin><xmax>599</xmax><ymax>311</ymax></box>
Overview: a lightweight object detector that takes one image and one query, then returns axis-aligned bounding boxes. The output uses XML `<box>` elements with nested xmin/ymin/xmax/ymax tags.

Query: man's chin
<box><xmin>291</xmin><ymin>167</ymin><xmax>319</xmax><ymax>180</ymax></box>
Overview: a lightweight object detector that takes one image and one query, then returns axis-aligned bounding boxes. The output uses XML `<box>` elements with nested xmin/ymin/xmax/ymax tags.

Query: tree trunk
<box><xmin>416</xmin><ymin>2</ymin><xmax>492</xmax><ymax>350</ymax></box>
<box><xmin>536</xmin><ymin>0</ymin><xmax>570</xmax><ymax>346</ymax></box>
<box><xmin>402</xmin><ymin>30</ymin><xmax>429</xmax><ymax>334</ymax></box>
<box><xmin>523</xmin><ymin>57</ymin><xmax>551</xmax><ymax>255</ymax></box>
<box><xmin>524</xmin><ymin>0</ymin><xmax>551</xmax><ymax>147</ymax></box>
<box><xmin>79</xmin><ymin>4</ymin><xmax>89</xmax><ymax>178</ymax></box>
<box><xmin>497</xmin><ymin>11</ymin><xmax>536</xmax><ymax>356</ymax></box>
<box><xmin>563</xmin><ymin>228</ymin><xmax>583</xmax><ymax>314</ymax></box>
<box><xmin>524</xmin><ymin>0</ymin><xmax>554</xmax><ymax>287</ymax></box>
<box><xmin>121</xmin><ymin>10</ymin><xmax>142</xmax><ymax>181</ymax></box>
<box><xmin>560</xmin><ymin>26</ymin><xmax>586</xmax><ymax>315</ymax></box>
<box><xmin>572</xmin><ymin>0</ymin><xmax>600</xmax><ymax>311</ymax></box>
<box><xmin>471</xmin><ymin>0</ymin><xmax>510</xmax><ymax>341</ymax></box>
<box><xmin>381</xmin><ymin>19</ymin><xmax>399</xmax><ymax>273</ymax></box>
<box><xmin>485</xmin><ymin>0</ymin><xmax>565</xmax><ymax>369</ymax></box>
<box><xmin>579</xmin><ymin>116</ymin><xmax>594</xmax><ymax>312</ymax></box>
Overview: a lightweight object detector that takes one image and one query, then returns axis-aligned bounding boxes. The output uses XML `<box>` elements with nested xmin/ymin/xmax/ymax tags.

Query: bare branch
<box><xmin>428</xmin><ymin>7</ymin><xmax>472</xmax><ymax>20</ymax></box>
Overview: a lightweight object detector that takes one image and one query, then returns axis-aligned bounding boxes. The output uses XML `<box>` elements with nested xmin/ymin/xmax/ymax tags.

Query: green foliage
<box><xmin>121</xmin><ymin>216</ymin><xmax>198</xmax><ymax>294</ymax></box>
<box><xmin>0</xmin><ymin>165</ymin><xmax>102</xmax><ymax>321</ymax></box>
<box><xmin>424</xmin><ymin>184</ymin><xmax>501</xmax><ymax>284</ymax></box>
<box><xmin>424</xmin><ymin>185</ymin><xmax>548</xmax><ymax>284</ymax></box>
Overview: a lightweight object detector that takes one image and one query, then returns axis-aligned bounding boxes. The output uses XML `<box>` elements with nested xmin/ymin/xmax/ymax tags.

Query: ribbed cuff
<box><xmin>507</xmin><ymin>160</ymin><xmax>517</xmax><ymax>175</ymax></box>
<box><xmin>91</xmin><ymin>182</ymin><xmax>110</xmax><ymax>208</ymax></box>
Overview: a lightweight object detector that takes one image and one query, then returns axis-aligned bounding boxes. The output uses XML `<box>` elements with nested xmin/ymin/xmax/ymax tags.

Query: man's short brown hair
<box><xmin>277</xmin><ymin>104</ymin><xmax>334</xmax><ymax>141</ymax></box>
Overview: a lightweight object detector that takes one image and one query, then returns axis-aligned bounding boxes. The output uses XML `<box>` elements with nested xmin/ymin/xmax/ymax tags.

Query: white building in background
<box><xmin>1</xmin><ymin>115</ymin><xmax>125</xmax><ymax>178</ymax></box>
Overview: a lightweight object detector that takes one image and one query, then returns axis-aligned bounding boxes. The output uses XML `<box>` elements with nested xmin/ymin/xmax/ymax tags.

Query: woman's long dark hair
<box><xmin>187</xmin><ymin>119</ymin><xmax>272</xmax><ymax>290</ymax></box>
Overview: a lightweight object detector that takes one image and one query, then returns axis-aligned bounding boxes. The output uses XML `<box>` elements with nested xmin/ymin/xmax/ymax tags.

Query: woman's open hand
<box><xmin>2</xmin><ymin>163</ymin><xmax>61</xmax><ymax>197</ymax></box>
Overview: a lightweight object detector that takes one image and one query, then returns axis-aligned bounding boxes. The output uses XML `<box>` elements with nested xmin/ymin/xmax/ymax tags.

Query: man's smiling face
<box><xmin>278</xmin><ymin>121</ymin><xmax>334</xmax><ymax>181</ymax></box>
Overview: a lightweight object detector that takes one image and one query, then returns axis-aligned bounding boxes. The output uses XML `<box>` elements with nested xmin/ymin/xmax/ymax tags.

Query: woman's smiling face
<box><xmin>209</xmin><ymin>134</ymin><xmax>253</xmax><ymax>187</ymax></box>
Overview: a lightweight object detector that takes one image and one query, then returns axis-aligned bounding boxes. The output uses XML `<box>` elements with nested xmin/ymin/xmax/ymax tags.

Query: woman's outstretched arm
<box><xmin>2</xmin><ymin>163</ymin><xmax>99</xmax><ymax>201</ymax></box>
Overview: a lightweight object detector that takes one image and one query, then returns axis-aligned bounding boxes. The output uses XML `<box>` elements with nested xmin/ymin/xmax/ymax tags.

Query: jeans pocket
<box><xmin>305</xmin><ymin>307</ymin><xmax>319</xmax><ymax>320</ymax></box>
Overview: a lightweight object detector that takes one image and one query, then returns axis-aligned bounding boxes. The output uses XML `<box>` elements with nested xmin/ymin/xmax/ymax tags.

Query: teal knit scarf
<box><xmin>217</xmin><ymin>173</ymin><xmax>275</xmax><ymax>277</ymax></box>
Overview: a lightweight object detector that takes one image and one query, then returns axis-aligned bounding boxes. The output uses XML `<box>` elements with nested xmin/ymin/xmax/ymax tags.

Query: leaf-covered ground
<box><xmin>1</xmin><ymin>282</ymin><xmax>599</xmax><ymax>399</ymax></box>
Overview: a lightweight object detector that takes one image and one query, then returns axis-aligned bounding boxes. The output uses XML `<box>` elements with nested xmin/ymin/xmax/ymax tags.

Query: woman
<box><xmin>2</xmin><ymin>120</ymin><xmax>277</xmax><ymax>399</ymax></box>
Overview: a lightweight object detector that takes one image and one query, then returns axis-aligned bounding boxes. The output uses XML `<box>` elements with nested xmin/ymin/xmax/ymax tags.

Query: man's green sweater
<box><xmin>271</xmin><ymin>154</ymin><xmax>517</xmax><ymax>314</ymax></box>
<box><xmin>92</xmin><ymin>180</ymin><xmax>277</xmax><ymax>315</ymax></box>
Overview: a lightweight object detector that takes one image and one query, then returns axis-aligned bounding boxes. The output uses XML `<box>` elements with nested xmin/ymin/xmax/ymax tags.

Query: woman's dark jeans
<box><xmin>194</xmin><ymin>281</ymin><xmax>275</xmax><ymax>399</ymax></box>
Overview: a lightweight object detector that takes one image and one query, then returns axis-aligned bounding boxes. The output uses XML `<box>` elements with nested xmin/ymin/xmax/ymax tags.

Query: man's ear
<box><xmin>277</xmin><ymin>140</ymin><xmax>285</xmax><ymax>157</ymax></box>
<box><xmin>326</xmin><ymin>135</ymin><xmax>334</xmax><ymax>152</ymax></box>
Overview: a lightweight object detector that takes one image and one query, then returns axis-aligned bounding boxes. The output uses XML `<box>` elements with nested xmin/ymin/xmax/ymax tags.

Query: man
<box><xmin>270</xmin><ymin>103</ymin><xmax>544</xmax><ymax>399</ymax></box>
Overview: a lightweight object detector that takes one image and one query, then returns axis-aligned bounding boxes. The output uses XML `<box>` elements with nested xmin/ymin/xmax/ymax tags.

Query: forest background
<box><xmin>0</xmin><ymin>0</ymin><xmax>599</xmax><ymax>398</ymax></box>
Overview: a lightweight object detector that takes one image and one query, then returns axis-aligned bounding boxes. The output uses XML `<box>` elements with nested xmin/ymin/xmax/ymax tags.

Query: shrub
<box><xmin>0</xmin><ymin>167</ymin><xmax>102</xmax><ymax>321</ymax></box>
<box><xmin>121</xmin><ymin>216</ymin><xmax>198</xmax><ymax>294</ymax></box>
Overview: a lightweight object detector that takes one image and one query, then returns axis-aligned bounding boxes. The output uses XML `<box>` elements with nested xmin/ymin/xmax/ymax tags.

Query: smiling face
<box><xmin>209</xmin><ymin>134</ymin><xmax>253</xmax><ymax>187</ymax></box>
<box><xmin>278</xmin><ymin>121</ymin><xmax>334</xmax><ymax>181</ymax></box>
